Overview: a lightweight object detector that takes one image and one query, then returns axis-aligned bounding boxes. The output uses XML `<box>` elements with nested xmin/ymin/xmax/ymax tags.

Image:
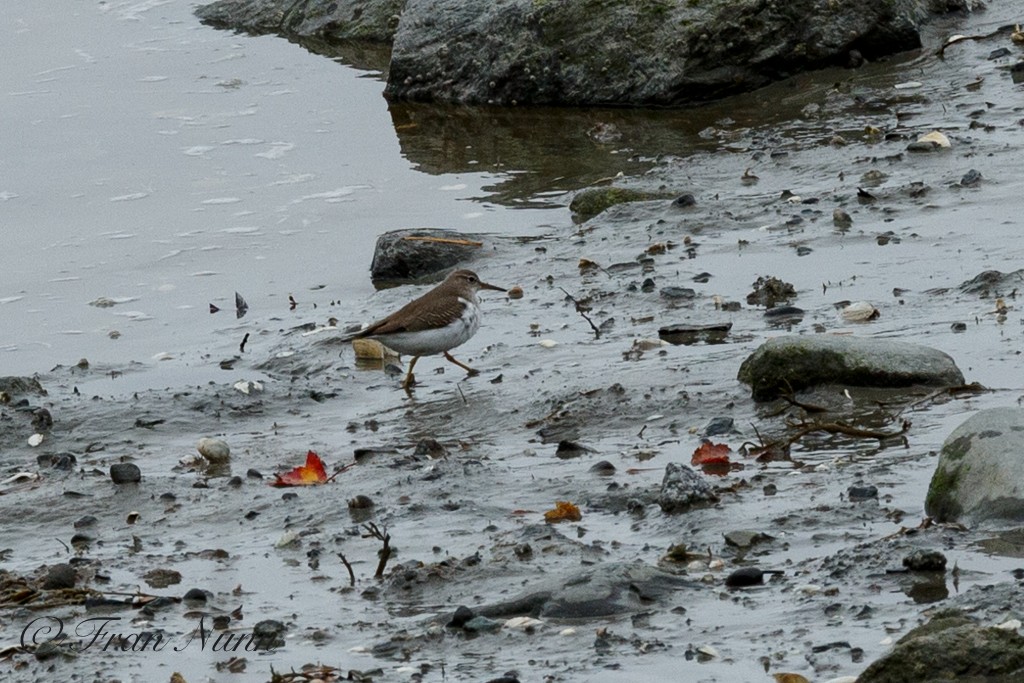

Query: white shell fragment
<box><xmin>841</xmin><ymin>301</ymin><xmax>880</xmax><ymax>322</ymax></box>
<box><xmin>504</xmin><ymin>616</ymin><xmax>544</xmax><ymax>630</ymax></box>
<box><xmin>539</xmin><ymin>339</ymin><xmax>558</xmax><ymax>348</ymax></box>
<box><xmin>233</xmin><ymin>380</ymin><xmax>263</xmax><ymax>394</ymax></box>
<box><xmin>28</xmin><ymin>433</ymin><xmax>44</xmax><ymax>447</ymax></box>
<box><xmin>2</xmin><ymin>472</ymin><xmax>41</xmax><ymax>485</ymax></box>
<box><xmin>197</xmin><ymin>437</ymin><xmax>230</xmax><ymax>463</ymax></box>
<box><xmin>917</xmin><ymin>130</ymin><xmax>951</xmax><ymax>148</ymax></box>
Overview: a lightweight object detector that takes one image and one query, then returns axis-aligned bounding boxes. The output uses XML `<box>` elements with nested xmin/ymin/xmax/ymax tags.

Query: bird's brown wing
<box><xmin>351</xmin><ymin>293</ymin><xmax>466</xmax><ymax>338</ymax></box>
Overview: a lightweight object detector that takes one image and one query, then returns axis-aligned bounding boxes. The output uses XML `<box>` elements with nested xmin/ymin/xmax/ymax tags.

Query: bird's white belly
<box><xmin>379</xmin><ymin>302</ymin><xmax>481</xmax><ymax>357</ymax></box>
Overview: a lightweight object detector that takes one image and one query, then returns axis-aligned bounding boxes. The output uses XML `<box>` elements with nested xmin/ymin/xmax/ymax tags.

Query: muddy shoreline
<box><xmin>4</xmin><ymin>5</ymin><xmax>1024</xmax><ymax>683</ymax></box>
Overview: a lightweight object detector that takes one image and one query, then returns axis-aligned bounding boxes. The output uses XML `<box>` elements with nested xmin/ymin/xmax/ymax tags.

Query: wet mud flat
<box><xmin>5</xmin><ymin>9</ymin><xmax>1024</xmax><ymax>683</ymax></box>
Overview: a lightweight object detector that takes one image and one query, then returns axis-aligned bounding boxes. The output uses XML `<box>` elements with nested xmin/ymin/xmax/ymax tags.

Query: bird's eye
<box><xmin>468</xmin><ymin>276</ymin><xmax>477</xmax><ymax>282</ymax></box>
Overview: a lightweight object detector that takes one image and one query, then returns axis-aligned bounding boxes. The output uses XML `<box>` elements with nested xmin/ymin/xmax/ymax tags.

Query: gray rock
<box><xmin>925</xmin><ymin>408</ymin><xmax>1024</xmax><ymax>523</ymax></box>
<box><xmin>370</xmin><ymin>228</ymin><xmax>485</xmax><ymax>285</ymax></box>
<box><xmin>41</xmin><ymin>563</ymin><xmax>76</xmax><ymax>590</ymax></box>
<box><xmin>195</xmin><ymin>0</ymin><xmax>404</xmax><ymax>42</ymax></box>
<box><xmin>658</xmin><ymin>462</ymin><xmax>717</xmax><ymax>513</ymax></box>
<box><xmin>464</xmin><ymin>562</ymin><xmax>693</xmax><ymax>620</ymax></box>
<box><xmin>736</xmin><ymin>335</ymin><xmax>965</xmax><ymax>401</ymax></box>
<box><xmin>0</xmin><ymin>376</ymin><xmax>46</xmax><ymax>398</ymax></box>
<box><xmin>194</xmin><ymin>0</ymin><xmax>970</xmax><ymax>107</ymax></box>
<box><xmin>856</xmin><ymin>614</ymin><xmax>1024</xmax><ymax>683</ymax></box>
<box><xmin>902</xmin><ymin>549</ymin><xmax>947</xmax><ymax>571</ymax></box>
<box><xmin>109</xmin><ymin>462</ymin><xmax>141</xmax><ymax>484</ymax></box>
<box><xmin>723</xmin><ymin>530</ymin><xmax>772</xmax><ymax>549</ymax></box>
<box><xmin>959</xmin><ymin>269</ymin><xmax>1024</xmax><ymax>297</ymax></box>
<box><xmin>385</xmin><ymin>0</ymin><xmax>956</xmax><ymax>106</ymax></box>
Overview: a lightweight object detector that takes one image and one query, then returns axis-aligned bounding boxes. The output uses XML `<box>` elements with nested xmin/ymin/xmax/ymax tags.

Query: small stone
<box><xmin>556</xmin><ymin>440</ymin><xmax>589</xmax><ymax>459</ymax></box>
<box><xmin>110</xmin><ymin>462</ymin><xmax>141</xmax><ymax>484</ymax></box>
<box><xmin>960</xmin><ymin>169</ymin><xmax>982</xmax><ymax>187</ymax></box>
<box><xmin>42</xmin><ymin>563</ymin><xmax>76</xmax><ymax>590</ymax></box>
<box><xmin>725</xmin><ymin>567</ymin><xmax>765</xmax><ymax>587</ymax></box>
<box><xmin>673</xmin><ymin>193</ymin><xmax>696</xmax><ymax>207</ymax></box>
<box><xmin>507</xmin><ymin>286</ymin><xmax>524</xmax><ymax>300</ymax></box>
<box><xmin>348</xmin><ymin>494</ymin><xmax>374</xmax><ymax>509</ymax></box>
<box><xmin>197</xmin><ymin>437</ymin><xmax>230</xmax><ymax>463</ymax></box>
<box><xmin>724</xmin><ymin>530</ymin><xmax>773</xmax><ymax>548</ymax></box>
<box><xmin>848</xmin><ymin>484</ymin><xmax>879</xmax><ymax>501</ymax></box>
<box><xmin>903</xmin><ymin>550</ymin><xmax>947</xmax><ymax>572</ymax></box>
<box><xmin>74</xmin><ymin>515</ymin><xmax>97</xmax><ymax>529</ymax></box>
<box><xmin>833</xmin><ymin>208</ymin><xmax>853</xmax><ymax>227</ymax></box>
<box><xmin>660</xmin><ymin>287</ymin><xmax>697</xmax><ymax>301</ymax></box>
<box><xmin>183</xmin><ymin>588</ymin><xmax>211</xmax><ymax>603</ymax></box>
<box><xmin>703</xmin><ymin>417</ymin><xmax>734</xmax><ymax>436</ymax></box>
<box><xmin>590</xmin><ymin>460</ymin><xmax>616</xmax><ymax>475</ymax></box>
<box><xmin>950</xmin><ymin>322</ymin><xmax>967</xmax><ymax>333</ymax></box>
<box><xmin>414</xmin><ymin>438</ymin><xmax>447</xmax><ymax>458</ymax></box>
<box><xmin>448</xmin><ymin>605</ymin><xmax>476</xmax><ymax>628</ymax></box>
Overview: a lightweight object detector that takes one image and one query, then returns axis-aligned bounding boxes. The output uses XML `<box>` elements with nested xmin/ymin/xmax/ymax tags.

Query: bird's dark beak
<box><xmin>479</xmin><ymin>281</ymin><xmax>506</xmax><ymax>293</ymax></box>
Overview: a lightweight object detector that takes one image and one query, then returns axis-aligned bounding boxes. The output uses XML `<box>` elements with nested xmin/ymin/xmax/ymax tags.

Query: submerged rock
<box><xmin>737</xmin><ymin>335</ymin><xmax>965</xmax><ymax>401</ymax></box>
<box><xmin>569</xmin><ymin>187</ymin><xmax>665</xmax><ymax>220</ymax></box>
<box><xmin>925</xmin><ymin>408</ymin><xmax>1024</xmax><ymax>523</ymax></box>
<box><xmin>856</xmin><ymin>612</ymin><xmax>1024</xmax><ymax>683</ymax></box>
<box><xmin>458</xmin><ymin>562</ymin><xmax>694</xmax><ymax>621</ymax></box>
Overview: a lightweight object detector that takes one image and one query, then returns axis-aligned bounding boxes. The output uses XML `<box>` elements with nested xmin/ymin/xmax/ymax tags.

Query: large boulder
<box><xmin>925</xmin><ymin>408</ymin><xmax>1024</xmax><ymax>524</ymax></box>
<box><xmin>737</xmin><ymin>335</ymin><xmax>964</xmax><ymax>401</ymax></box>
<box><xmin>856</xmin><ymin>612</ymin><xmax>1024</xmax><ymax>683</ymax></box>
<box><xmin>195</xmin><ymin>0</ymin><xmax>972</xmax><ymax>107</ymax></box>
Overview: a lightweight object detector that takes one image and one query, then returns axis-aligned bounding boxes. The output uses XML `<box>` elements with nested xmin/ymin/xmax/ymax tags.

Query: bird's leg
<box><xmin>402</xmin><ymin>356</ymin><xmax>420</xmax><ymax>390</ymax></box>
<box><xmin>443</xmin><ymin>351</ymin><xmax>478</xmax><ymax>377</ymax></box>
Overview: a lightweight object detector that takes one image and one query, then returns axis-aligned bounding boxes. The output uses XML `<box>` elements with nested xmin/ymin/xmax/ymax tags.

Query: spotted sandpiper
<box><xmin>345</xmin><ymin>269</ymin><xmax>506</xmax><ymax>390</ymax></box>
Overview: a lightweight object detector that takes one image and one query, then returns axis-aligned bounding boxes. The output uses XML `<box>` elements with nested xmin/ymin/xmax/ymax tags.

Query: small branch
<box><xmin>336</xmin><ymin>552</ymin><xmax>356</xmax><ymax>587</ymax></box>
<box><xmin>559</xmin><ymin>287</ymin><xmax>601</xmax><ymax>339</ymax></box>
<box><xmin>362</xmin><ymin>523</ymin><xmax>392</xmax><ymax>579</ymax></box>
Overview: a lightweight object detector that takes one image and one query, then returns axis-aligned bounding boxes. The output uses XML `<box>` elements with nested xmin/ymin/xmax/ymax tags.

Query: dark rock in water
<box><xmin>746</xmin><ymin>276</ymin><xmax>796</xmax><ymax>308</ymax></box>
<box><xmin>907</xmin><ymin>140</ymin><xmax>943</xmax><ymax>152</ymax></box>
<box><xmin>660</xmin><ymin>287</ymin><xmax>697</xmax><ymax>301</ymax></box>
<box><xmin>658</xmin><ymin>322</ymin><xmax>731</xmax><ymax>345</ymax></box>
<box><xmin>590</xmin><ymin>460</ymin><xmax>616</xmax><ymax>475</ymax></box>
<box><xmin>370</xmin><ymin>228</ymin><xmax>484</xmax><ymax>285</ymax></box>
<box><xmin>847</xmin><ymin>484</ymin><xmax>879</xmax><ymax>501</ymax></box>
<box><xmin>856</xmin><ymin>612</ymin><xmax>1024</xmax><ymax>683</ymax></box>
<box><xmin>569</xmin><ymin>187</ymin><xmax>664</xmax><ymax>220</ymax></box>
<box><xmin>737</xmin><ymin>335</ymin><xmax>965</xmax><ymax>401</ymax></box>
<box><xmin>926</xmin><ymin>408</ymin><xmax>1024</xmax><ymax>523</ymax></box>
<box><xmin>658</xmin><ymin>463</ymin><xmax>717</xmax><ymax>513</ymax></box>
<box><xmin>959</xmin><ymin>269</ymin><xmax>1024</xmax><ymax>297</ymax></box>
<box><xmin>32</xmin><ymin>407</ymin><xmax>53</xmax><ymax>431</ymax></box>
<box><xmin>196</xmin><ymin>0</ymin><xmax>965</xmax><ymax>107</ymax></box>
<box><xmin>109</xmin><ymin>462</ymin><xmax>141</xmax><ymax>484</ymax></box>
<box><xmin>0</xmin><ymin>376</ymin><xmax>46</xmax><ymax>401</ymax></box>
<box><xmin>74</xmin><ymin>515</ymin><xmax>97</xmax><ymax>529</ymax></box>
<box><xmin>413</xmin><ymin>437</ymin><xmax>448</xmax><ymax>458</ymax></box>
<box><xmin>724</xmin><ymin>530</ymin><xmax>773</xmax><ymax>549</ymax></box>
<box><xmin>42</xmin><ymin>563</ymin><xmax>76</xmax><ymax>590</ymax></box>
<box><xmin>950</xmin><ymin>321</ymin><xmax>967</xmax><ymax>332</ymax></box>
<box><xmin>448</xmin><ymin>605</ymin><xmax>476</xmax><ymax>628</ymax></box>
<box><xmin>763</xmin><ymin>305</ymin><xmax>804</xmax><ymax>321</ymax></box>
<box><xmin>182</xmin><ymin>588</ymin><xmax>211</xmax><ymax>603</ymax></box>
<box><xmin>463</xmin><ymin>615</ymin><xmax>502</xmax><ymax>633</ymax></box>
<box><xmin>703</xmin><ymin>417</ymin><xmax>734</xmax><ymax>437</ymax></box>
<box><xmin>988</xmin><ymin>47</ymin><xmax>1012</xmax><ymax>60</ymax></box>
<box><xmin>253</xmin><ymin>619</ymin><xmax>287</xmax><ymax>649</ymax></box>
<box><xmin>465</xmin><ymin>562</ymin><xmax>693</xmax><ymax>620</ymax></box>
<box><xmin>195</xmin><ymin>0</ymin><xmax>403</xmax><ymax>43</ymax></box>
<box><xmin>672</xmin><ymin>193</ymin><xmax>696</xmax><ymax>208</ymax></box>
<box><xmin>641</xmin><ymin>277</ymin><xmax>656</xmax><ymax>293</ymax></box>
<box><xmin>903</xmin><ymin>549</ymin><xmax>947</xmax><ymax>572</ymax></box>
<box><xmin>556</xmin><ymin>440</ymin><xmax>590</xmax><ymax>459</ymax></box>
<box><xmin>725</xmin><ymin>567</ymin><xmax>765</xmax><ymax>587</ymax></box>
<box><xmin>38</xmin><ymin>452</ymin><xmax>77</xmax><ymax>470</ymax></box>
<box><xmin>960</xmin><ymin>169</ymin><xmax>983</xmax><ymax>187</ymax></box>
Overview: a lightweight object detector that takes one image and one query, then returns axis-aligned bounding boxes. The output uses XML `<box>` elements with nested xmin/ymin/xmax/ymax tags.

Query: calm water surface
<box><xmin>1</xmin><ymin>0</ymin><xmax>559</xmax><ymax>385</ymax></box>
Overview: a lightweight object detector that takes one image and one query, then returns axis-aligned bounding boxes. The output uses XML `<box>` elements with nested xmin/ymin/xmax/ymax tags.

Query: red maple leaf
<box><xmin>271</xmin><ymin>451</ymin><xmax>328</xmax><ymax>487</ymax></box>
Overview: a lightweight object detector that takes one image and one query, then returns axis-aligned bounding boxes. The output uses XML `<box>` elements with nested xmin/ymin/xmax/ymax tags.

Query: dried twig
<box><xmin>559</xmin><ymin>287</ymin><xmax>601</xmax><ymax>339</ymax></box>
<box><xmin>362</xmin><ymin>523</ymin><xmax>391</xmax><ymax>579</ymax></box>
<box><xmin>336</xmin><ymin>552</ymin><xmax>356</xmax><ymax>587</ymax></box>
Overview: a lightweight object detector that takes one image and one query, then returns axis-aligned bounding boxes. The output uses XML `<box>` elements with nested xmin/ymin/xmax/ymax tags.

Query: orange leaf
<box><xmin>543</xmin><ymin>500</ymin><xmax>582</xmax><ymax>523</ymax></box>
<box><xmin>271</xmin><ymin>451</ymin><xmax>328</xmax><ymax>487</ymax></box>
<box><xmin>692</xmin><ymin>441</ymin><xmax>731</xmax><ymax>465</ymax></box>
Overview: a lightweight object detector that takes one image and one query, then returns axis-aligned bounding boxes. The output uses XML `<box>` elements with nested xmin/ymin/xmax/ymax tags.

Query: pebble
<box><xmin>590</xmin><ymin>460</ymin><xmax>616</xmax><ymax>475</ymax></box>
<box><xmin>506</xmin><ymin>285</ymin><xmax>524</xmax><ymax>299</ymax></box>
<box><xmin>725</xmin><ymin>566</ymin><xmax>764</xmax><ymax>587</ymax></box>
<box><xmin>902</xmin><ymin>549</ymin><xmax>947</xmax><ymax>571</ymax></box>
<box><xmin>42</xmin><ymin>563</ymin><xmax>77</xmax><ymax>590</ymax></box>
<box><xmin>197</xmin><ymin>437</ymin><xmax>230</xmax><ymax>463</ymax></box>
<box><xmin>847</xmin><ymin>484</ymin><xmax>879</xmax><ymax>501</ymax></box>
<box><xmin>448</xmin><ymin>605</ymin><xmax>475</xmax><ymax>628</ymax></box>
<box><xmin>182</xmin><ymin>588</ymin><xmax>211</xmax><ymax>603</ymax></box>
<box><xmin>109</xmin><ymin>462</ymin><xmax>141</xmax><ymax>484</ymax></box>
<box><xmin>660</xmin><ymin>286</ymin><xmax>697</xmax><ymax>300</ymax></box>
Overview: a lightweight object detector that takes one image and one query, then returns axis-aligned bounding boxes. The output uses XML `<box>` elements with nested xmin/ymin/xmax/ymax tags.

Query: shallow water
<box><xmin>4</xmin><ymin>3</ymin><xmax>1024</xmax><ymax>683</ymax></box>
